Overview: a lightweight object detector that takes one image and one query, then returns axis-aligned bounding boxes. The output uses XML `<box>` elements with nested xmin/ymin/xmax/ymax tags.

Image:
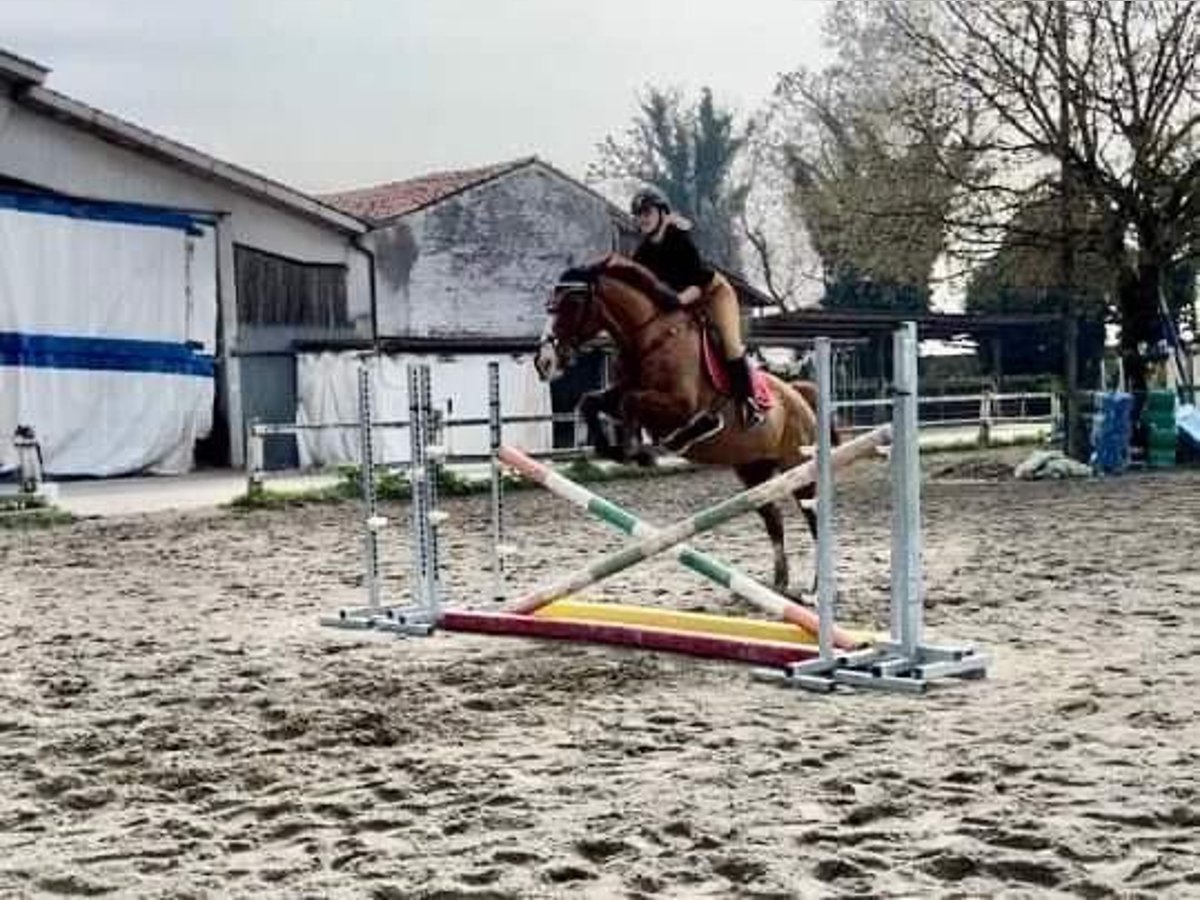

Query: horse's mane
<box><xmin>557</xmin><ymin>255</ymin><xmax>682</xmax><ymax>312</ymax></box>
<box><xmin>600</xmin><ymin>256</ymin><xmax>683</xmax><ymax>311</ymax></box>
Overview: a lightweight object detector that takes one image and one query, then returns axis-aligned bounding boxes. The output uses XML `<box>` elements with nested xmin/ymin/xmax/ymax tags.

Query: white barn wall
<box><xmin>0</xmin><ymin>92</ymin><xmax>371</xmax><ymax>467</ymax></box>
<box><xmin>366</xmin><ymin>164</ymin><xmax>621</xmax><ymax>339</ymax></box>
<box><xmin>0</xmin><ymin>96</ymin><xmax>370</xmax><ymax>315</ymax></box>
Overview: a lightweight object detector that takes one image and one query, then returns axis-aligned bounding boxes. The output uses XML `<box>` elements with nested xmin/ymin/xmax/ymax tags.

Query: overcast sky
<box><xmin>2</xmin><ymin>0</ymin><xmax>833</xmax><ymax>194</ymax></box>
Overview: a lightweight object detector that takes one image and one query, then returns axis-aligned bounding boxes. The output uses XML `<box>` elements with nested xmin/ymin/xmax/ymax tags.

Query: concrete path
<box><xmin>46</xmin><ymin>471</ymin><xmax>339</xmax><ymax>518</ymax></box>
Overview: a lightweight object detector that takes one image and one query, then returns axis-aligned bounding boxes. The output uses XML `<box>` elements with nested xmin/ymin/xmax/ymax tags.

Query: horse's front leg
<box><xmin>615</xmin><ymin>391</ymin><xmax>656</xmax><ymax>463</ymax></box>
<box><xmin>619</xmin><ymin>389</ymin><xmax>690</xmax><ymax>450</ymax></box>
<box><xmin>579</xmin><ymin>387</ymin><xmax>627</xmax><ymax>462</ymax></box>
<box><xmin>624</xmin><ymin>386</ymin><xmax>718</xmax><ymax>457</ymax></box>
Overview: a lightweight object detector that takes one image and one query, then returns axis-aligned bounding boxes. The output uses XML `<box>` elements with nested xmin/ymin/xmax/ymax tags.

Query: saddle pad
<box><xmin>701</xmin><ymin>330</ymin><xmax>775</xmax><ymax>408</ymax></box>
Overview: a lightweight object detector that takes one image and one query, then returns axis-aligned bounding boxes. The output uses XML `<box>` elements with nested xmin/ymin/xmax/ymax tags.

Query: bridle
<box><xmin>542</xmin><ymin>280</ymin><xmax>595</xmax><ymax>366</ymax></box>
<box><xmin>544</xmin><ymin>274</ymin><xmax>676</xmax><ymax>361</ymax></box>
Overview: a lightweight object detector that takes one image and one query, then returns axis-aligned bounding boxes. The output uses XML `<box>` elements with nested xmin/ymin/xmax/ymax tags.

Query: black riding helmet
<box><xmin>630</xmin><ymin>186</ymin><xmax>671</xmax><ymax>216</ymax></box>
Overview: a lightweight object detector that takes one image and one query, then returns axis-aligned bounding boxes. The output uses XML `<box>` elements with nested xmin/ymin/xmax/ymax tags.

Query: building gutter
<box><xmin>351</xmin><ymin>234</ymin><xmax>379</xmax><ymax>349</ymax></box>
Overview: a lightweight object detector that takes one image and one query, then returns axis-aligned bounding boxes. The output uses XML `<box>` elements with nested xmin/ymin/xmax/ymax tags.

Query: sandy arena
<box><xmin>3</xmin><ymin>449</ymin><xmax>1200</xmax><ymax>899</ymax></box>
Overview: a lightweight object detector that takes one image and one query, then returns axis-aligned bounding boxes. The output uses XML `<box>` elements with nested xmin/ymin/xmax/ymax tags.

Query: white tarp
<box><xmin>0</xmin><ymin>197</ymin><xmax>216</xmax><ymax>476</ymax></box>
<box><xmin>296</xmin><ymin>352</ymin><xmax>552</xmax><ymax>467</ymax></box>
<box><xmin>1180</xmin><ymin>403</ymin><xmax>1200</xmax><ymax>451</ymax></box>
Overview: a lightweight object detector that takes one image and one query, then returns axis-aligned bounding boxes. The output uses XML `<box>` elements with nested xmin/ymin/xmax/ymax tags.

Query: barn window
<box><xmin>234</xmin><ymin>245</ymin><xmax>348</xmax><ymax>327</ymax></box>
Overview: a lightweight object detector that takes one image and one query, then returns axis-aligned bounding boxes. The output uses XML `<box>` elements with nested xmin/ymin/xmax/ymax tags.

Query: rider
<box><xmin>629</xmin><ymin>186</ymin><xmax>765</xmax><ymax>430</ymax></box>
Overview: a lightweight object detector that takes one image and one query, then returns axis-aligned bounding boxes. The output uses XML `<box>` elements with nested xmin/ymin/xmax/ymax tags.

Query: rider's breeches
<box><xmin>705</xmin><ymin>273</ymin><xmax>745</xmax><ymax>360</ymax></box>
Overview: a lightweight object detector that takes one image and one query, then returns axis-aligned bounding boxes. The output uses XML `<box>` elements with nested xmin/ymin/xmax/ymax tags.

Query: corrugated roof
<box><xmin>321</xmin><ymin>157</ymin><xmax>536</xmax><ymax>222</ymax></box>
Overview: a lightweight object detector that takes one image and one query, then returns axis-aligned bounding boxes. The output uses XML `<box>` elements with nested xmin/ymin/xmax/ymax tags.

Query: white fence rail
<box><xmin>246</xmin><ymin>390</ymin><xmax>1056</xmax><ymax>492</ymax></box>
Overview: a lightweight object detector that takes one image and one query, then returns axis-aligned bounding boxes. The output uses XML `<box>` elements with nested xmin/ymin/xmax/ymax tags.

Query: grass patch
<box><xmin>230</xmin><ymin>436</ymin><xmax>1055</xmax><ymax>512</ymax></box>
<box><xmin>227</xmin><ymin>484</ymin><xmax>350</xmax><ymax>510</ymax></box>
<box><xmin>229</xmin><ymin>454</ymin><xmax>703</xmax><ymax>509</ymax></box>
<box><xmin>0</xmin><ymin>495</ymin><xmax>76</xmax><ymax>530</ymax></box>
<box><xmin>334</xmin><ymin>463</ymin><xmax>486</xmax><ymax>499</ymax></box>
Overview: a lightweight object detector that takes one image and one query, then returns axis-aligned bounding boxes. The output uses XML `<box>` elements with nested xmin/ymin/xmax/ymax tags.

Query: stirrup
<box><xmin>662</xmin><ymin>411</ymin><xmax>724</xmax><ymax>454</ymax></box>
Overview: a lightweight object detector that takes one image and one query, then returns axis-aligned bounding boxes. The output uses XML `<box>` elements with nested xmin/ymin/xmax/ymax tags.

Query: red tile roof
<box><xmin>321</xmin><ymin>157</ymin><xmax>535</xmax><ymax>222</ymax></box>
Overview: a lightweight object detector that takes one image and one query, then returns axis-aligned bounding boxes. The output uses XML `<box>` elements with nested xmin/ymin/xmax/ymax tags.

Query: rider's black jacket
<box><xmin>633</xmin><ymin>223</ymin><xmax>715</xmax><ymax>294</ymax></box>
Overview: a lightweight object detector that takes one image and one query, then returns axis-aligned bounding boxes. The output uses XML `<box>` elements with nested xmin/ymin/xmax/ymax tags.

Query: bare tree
<box><xmin>738</xmin><ymin>104</ymin><xmax>826</xmax><ymax>310</ymax></box>
<box><xmin>590</xmin><ymin>87</ymin><xmax>752</xmax><ymax>272</ymax></box>
<box><xmin>966</xmin><ymin>184</ymin><xmax>1116</xmax><ymax>317</ymax></box>
<box><xmin>765</xmin><ymin>0</ymin><xmax>978</xmax><ymax>312</ymax></box>
<box><xmin>887</xmin><ymin>0</ymin><xmax>1200</xmax><ymax>398</ymax></box>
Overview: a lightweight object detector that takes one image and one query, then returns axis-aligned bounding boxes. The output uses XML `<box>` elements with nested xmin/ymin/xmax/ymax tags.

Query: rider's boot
<box><xmin>726</xmin><ymin>354</ymin><xmax>766</xmax><ymax>429</ymax></box>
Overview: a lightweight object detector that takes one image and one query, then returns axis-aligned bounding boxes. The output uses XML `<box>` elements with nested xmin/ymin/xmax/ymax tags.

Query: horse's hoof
<box><xmin>632</xmin><ymin>448</ymin><xmax>657</xmax><ymax>468</ymax></box>
<box><xmin>591</xmin><ymin>443</ymin><xmax>626</xmax><ymax>464</ymax></box>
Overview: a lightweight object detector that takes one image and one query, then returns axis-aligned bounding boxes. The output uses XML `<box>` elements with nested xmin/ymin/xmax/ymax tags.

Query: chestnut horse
<box><xmin>533</xmin><ymin>254</ymin><xmax>833</xmax><ymax>594</ymax></box>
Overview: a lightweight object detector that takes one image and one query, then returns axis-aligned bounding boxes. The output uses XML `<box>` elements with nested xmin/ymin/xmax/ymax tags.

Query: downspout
<box><xmin>352</xmin><ymin>234</ymin><xmax>379</xmax><ymax>350</ymax></box>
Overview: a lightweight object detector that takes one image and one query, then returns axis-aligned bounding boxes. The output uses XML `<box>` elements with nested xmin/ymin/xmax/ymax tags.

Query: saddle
<box><xmin>651</xmin><ymin>324</ymin><xmax>776</xmax><ymax>455</ymax></box>
<box><xmin>699</xmin><ymin>328</ymin><xmax>775</xmax><ymax>409</ymax></box>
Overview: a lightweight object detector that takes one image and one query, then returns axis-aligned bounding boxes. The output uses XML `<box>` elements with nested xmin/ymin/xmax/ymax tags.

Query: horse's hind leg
<box><xmin>778</xmin><ymin>435</ymin><xmax>820</xmax><ymax>595</ymax></box>
<box><xmin>734</xmin><ymin>461</ymin><xmax>790</xmax><ymax>592</ymax></box>
<box><xmin>793</xmin><ymin>483</ymin><xmax>820</xmax><ymax>595</ymax></box>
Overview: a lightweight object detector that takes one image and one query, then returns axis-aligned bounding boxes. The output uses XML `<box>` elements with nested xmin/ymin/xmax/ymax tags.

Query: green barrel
<box><xmin>1143</xmin><ymin>389</ymin><xmax>1177</xmax><ymax>468</ymax></box>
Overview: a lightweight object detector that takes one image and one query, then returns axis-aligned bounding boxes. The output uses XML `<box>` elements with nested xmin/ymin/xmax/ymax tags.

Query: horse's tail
<box><xmin>790</xmin><ymin>380</ymin><xmax>841</xmax><ymax>447</ymax></box>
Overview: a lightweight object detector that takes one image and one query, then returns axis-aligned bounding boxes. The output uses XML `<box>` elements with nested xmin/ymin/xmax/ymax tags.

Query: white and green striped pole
<box><xmin>497</xmin><ymin>444</ymin><xmax>862</xmax><ymax>648</ymax></box>
<box><xmin>502</xmin><ymin>423</ymin><xmax>891</xmax><ymax>618</ymax></box>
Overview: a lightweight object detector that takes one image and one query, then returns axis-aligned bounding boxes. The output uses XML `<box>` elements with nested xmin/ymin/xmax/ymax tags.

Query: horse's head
<box><xmin>534</xmin><ymin>254</ymin><xmax>679</xmax><ymax>381</ymax></box>
<box><xmin>534</xmin><ymin>260</ymin><xmax>609</xmax><ymax>381</ymax></box>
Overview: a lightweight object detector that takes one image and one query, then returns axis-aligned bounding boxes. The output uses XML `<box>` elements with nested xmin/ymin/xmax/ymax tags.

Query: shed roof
<box><xmin>748</xmin><ymin>308</ymin><xmax>1066</xmax><ymax>346</ymax></box>
<box><xmin>322</xmin><ymin>158</ymin><xmax>535</xmax><ymax>221</ymax></box>
<box><xmin>320</xmin><ymin>156</ymin><xmax>638</xmax><ymax>228</ymax></box>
